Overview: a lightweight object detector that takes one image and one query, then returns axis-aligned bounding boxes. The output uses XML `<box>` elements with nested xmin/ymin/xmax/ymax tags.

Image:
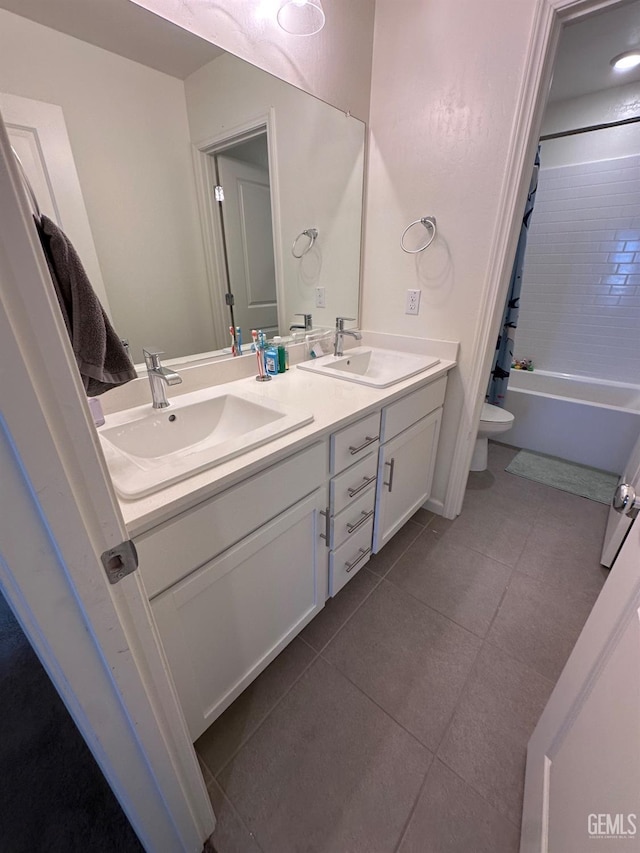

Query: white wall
<box><xmin>129</xmin><ymin>0</ymin><xmax>376</xmax><ymax>122</ymax></box>
<box><xmin>542</xmin><ymin>81</ymin><xmax>640</xmax><ymax>167</ymax></box>
<box><xmin>0</xmin><ymin>10</ymin><xmax>213</xmax><ymax>363</ymax></box>
<box><xmin>185</xmin><ymin>52</ymin><xmax>364</xmax><ymax>331</ymax></box>
<box><xmin>514</xmin><ymin>83</ymin><xmax>640</xmax><ymax>384</ymax></box>
<box><xmin>363</xmin><ymin>0</ymin><xmax>539</xmax><ymax>509</ymax></box>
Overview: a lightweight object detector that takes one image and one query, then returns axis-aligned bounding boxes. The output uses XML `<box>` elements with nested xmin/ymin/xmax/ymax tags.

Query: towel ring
<box><xmin>401</xmin><ymin>216</ymin><xmax>437</xmax><ymax>253</ymax></box>
<box><xmin>292</xmin><ymin>228</ymin><xmax>318</xmax><ymax>258</ymax></box>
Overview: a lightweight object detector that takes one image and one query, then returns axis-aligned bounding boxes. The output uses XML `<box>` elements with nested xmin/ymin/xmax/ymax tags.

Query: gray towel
<box><xmin>36</xmin><ymin>215</ymin><xmax>137</xmax><ymax>396</ymax></box>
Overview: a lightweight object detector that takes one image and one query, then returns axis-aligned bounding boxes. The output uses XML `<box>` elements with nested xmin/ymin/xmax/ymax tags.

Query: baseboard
<box><xmin>423</xmin><ymin>496</ymin><xmax>448</xmax><ymax>517</ymax></box>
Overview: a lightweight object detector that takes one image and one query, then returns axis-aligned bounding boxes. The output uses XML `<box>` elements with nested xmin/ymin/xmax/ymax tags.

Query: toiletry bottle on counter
<box><xmin>273</xmin><ymin>336</ymin><xmax>287</xmax><ymax>373</ymax></box>
<box><xmin>264</xmin><ymin>344</ymin><xmax>279</xmax><ymax>376</ymax></box>
<box><xmin>88</xmin><ymin>396</ymin><xmax>105</xmax><ymax>426</ymax></box>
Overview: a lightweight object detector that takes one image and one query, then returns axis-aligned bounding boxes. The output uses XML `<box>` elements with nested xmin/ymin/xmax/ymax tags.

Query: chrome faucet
<box><xmin>334</xmin><ymin>317</ymin><xmax>362</xmax><ymax>357</ymax></box>
<box><xmin>143</xmin><ymin>348</ymin><xmax>182</xmax><ymax>409</ymax></box>
<box><xmin>289</xmin><ymin>313</ymin><xmax>313</xmax><ymax>333</ymax></box>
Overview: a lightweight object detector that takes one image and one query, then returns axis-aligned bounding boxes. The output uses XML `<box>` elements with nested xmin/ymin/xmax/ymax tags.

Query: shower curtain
<box><xmin>487</xmin><ymin>146</ymin><xmax>540</xmax><ymax>405</ymax></box>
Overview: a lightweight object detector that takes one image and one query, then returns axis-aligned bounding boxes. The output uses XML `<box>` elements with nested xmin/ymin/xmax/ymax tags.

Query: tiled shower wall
<box><xmin>514</xmin><ymin>154</ymin><xmax>640</xmax><ymax>385</ymax></box>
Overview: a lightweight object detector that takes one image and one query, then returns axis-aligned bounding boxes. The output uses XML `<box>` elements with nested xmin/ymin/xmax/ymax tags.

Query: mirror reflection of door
<box><xmin>213</xmin><ymin>134</ymin><xmax>278</xmax><ymax>339</ymax></box>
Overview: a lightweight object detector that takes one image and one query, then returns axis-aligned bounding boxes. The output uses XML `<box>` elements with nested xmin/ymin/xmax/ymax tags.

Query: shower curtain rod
<box><xmin>540</xmin><ymin>113</ymin><xmax>640</xmax><ymax>142</ymax></box>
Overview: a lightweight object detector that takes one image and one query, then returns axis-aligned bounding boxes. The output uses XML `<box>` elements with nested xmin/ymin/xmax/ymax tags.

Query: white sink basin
<box><xmin>297</xmin><ymin>346</ymin><xmax>440</xmax><ymax>388</ymax></box>
<box><xmin>98</xmin><ymin>387</ymin><xmax>313</xmax><ymax>499</ymax></box>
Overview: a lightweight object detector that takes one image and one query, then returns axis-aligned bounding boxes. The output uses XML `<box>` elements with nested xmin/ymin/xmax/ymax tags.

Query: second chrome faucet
<box><xmin>334</xmin><ymin>317</ymin><xmax>362</xmax><ymax>357</ymax></box>
<box><xmin>143</xmin><ymin>348</ymin><xmax>182</xmax><ymax>409</ymax></box>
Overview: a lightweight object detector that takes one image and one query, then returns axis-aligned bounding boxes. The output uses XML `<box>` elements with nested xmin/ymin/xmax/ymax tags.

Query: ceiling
<box><xmin>549</xmin><ymin>0</ymin><xmax>640</xmax><ymax>102</ymax></box>
<box><xmin>1</xmin><ymin>0</ymin><xmax>639</xmax><ymax>100</ymax></box>
<box><xmin>0</xmin><ymin>0</ymin><xmax>224</xmax><ymax>79</ymax></box>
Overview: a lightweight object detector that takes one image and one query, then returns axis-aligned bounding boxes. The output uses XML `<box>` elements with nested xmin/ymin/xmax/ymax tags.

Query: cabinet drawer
<box><xmin>137</xmin><ymin>441</ymin><xmax>327</xmax><ymax>598</ymax></box>
<box><xmin>330</xmin><ymin>486</ymin><xmax>375</xmax><ymax>550</ymax></box>
<box><xmin>329</xmin><ymin>517</ymin><xmax>374</xmax><ymax>596</ymax></box>
<box><xmin>330</xmin><ymin>411</ymin><xmax>381</xmax><ymax>474</ymax></box>
<box><xmin>330</xmin><ymin>451</ymin><xmax>378</xmax><ymax>515</ymax></box>
<box><xmin>382</xmin><ymin>377</ymin><xmax>446</xmax><ymax>442</ymax></box>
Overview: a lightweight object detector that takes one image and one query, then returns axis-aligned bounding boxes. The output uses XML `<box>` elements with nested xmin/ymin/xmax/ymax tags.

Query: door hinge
<box><xmin>101</xmin><ymin>539</ymin><xmax>138</xmax><ymax>585</ymax></box>
<box><xmin>214</xmin><ymin>185</ymin><xmax>224</xmax><ymax>202</ymax></box>
<box><xmin>225</xmin><ymin>292</ymin><xmax>235</xmax><ymax>307</ymax></box>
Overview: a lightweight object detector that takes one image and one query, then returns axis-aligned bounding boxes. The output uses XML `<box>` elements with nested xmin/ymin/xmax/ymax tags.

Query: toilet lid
<box><xmin>481</xmin><ymin>403</ymin><xmax>514</xmax><ymax>424</ymax></box>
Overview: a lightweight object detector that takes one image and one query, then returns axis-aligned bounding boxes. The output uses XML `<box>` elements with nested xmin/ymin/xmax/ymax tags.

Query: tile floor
<box><xmin>196</xmin><ymin>441</ymin><xmax>609</xmax><ymax>853</ymax></box>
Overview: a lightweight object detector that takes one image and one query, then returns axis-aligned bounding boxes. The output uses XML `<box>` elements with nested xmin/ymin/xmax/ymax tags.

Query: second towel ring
<box><xmin>401</xmin><ymin>216</ymin><xmax>437</xmax><ymax>253</ymax></box>
<box><xmin>292</xmin><ymin>228</ymin><xmax>318</xmax><ymax>258</ymax></box>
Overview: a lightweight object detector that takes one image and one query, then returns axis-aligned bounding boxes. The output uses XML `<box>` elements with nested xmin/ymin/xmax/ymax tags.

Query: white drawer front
<box><xmin>137</xmin><ymin>441</ymin><xmax>327</xmax><ymax>598</ymax></box>
<box><xmin>330</xmin><ymin>411</ymin><xmax>381</xmax><ymax>474</ymax></box>
<box><xmin>329</xmin><ymin>517</ymin><xmax>374</xmax><ymax>596</ymax></box>
<box><xmin>331</xmin><ymin>486</ymin><xmax>375</xmax><ymax>550</ymax></box>
<box><xmin>382</xmin><ymin>377</ymin><xmax>446</xmax><ymax>442</ymax></box>
<box><xmin>330</xmin><ymin>451</ymin><xmax>378</xmax><ymax>515</ymax></box>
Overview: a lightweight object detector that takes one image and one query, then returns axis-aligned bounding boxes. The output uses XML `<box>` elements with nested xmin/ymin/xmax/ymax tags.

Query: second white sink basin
<box><xmin>99</xmin><ymin>387</ymin><xmax>313</xmax><ymax>499</ymax></box>
<box><xmin>297</xmin><ymin>346</ymin><xmax>440</xmax><ymax>388</ymax></box>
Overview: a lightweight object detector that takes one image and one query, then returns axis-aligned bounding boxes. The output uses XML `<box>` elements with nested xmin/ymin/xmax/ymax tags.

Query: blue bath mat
<box><xmin>505</xmin><ymin>449</ymin><xmax>618</xmax><ymax>504</ymax></box>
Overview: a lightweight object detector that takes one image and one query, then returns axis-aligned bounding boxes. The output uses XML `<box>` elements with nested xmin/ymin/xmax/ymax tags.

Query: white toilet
<box><xmin>470</xmin><ymin>403</ymin><xmax>515</xmax><ymax>471</ymax></box>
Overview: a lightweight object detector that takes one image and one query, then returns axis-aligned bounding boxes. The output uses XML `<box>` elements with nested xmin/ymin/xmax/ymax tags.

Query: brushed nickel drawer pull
<box><xmin>345</xmin><ymin>547</ymin><xmax>371</xmax><ymax>573</ymax></box>
<box><xmin>384</xmin><ymin>458</ymin><xmax>395</xmax><ymax>492</ymax></box>
<box><xmin>346</xmin><ymin>509</ymin><xmax>375</xmax><ymax>535</ymax></box>
<box><xmin>319</xmin><ymin>507</ymin><xmax>331</xmax><ymax>546</ymax></box>
<box><xmin>348</xmin><ymin>435</ymin><xmax>379</xmax><ymax>455</ymax></box>
<box><xmin>347</xmin><ymin>473</ymin><xmax>377</xmax><ymax>498</ymax></box>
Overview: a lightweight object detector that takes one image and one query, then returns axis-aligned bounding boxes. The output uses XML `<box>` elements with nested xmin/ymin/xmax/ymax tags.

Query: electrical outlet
<box><xmin>315</xmin><ymin>286</ymin><xmax>326</xmax><ymax>308</ymax></box>
<box><xmin>405</xmin><ymin>289</ymin><xmax>421</xmax><ymax>315</ymax></box>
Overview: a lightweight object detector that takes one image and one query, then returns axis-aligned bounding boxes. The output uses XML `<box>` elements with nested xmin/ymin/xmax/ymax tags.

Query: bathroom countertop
<box><xmin>104</xmin><ymin>334</ymin><xmax>458</xmax><ymax>537</ymax></box>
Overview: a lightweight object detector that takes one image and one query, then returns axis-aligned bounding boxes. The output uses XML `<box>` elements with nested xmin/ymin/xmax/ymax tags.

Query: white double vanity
<box><xmin>99</xmin><ymin>335</ymin><xmax>457</xmax><ymax>742</ymax></box>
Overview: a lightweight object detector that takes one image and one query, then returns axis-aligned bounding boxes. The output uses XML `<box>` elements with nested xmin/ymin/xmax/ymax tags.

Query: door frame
<box><xmin>0</xmin><ymin>115</ymin><xmax>214</xmax><ymax>849</ymax></box>
<box><xmin>192</xmin><ymin>109</ymin><xmax>286</xmax><ymax>344</ymax></box>
<box><xmin>444</xmin><ymin>0</ymin><xmax>625</xmax><ymax>518</ymax></box>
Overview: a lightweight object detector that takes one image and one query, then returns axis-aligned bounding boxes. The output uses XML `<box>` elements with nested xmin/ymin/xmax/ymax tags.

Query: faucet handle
<box><xmin>143</xmin><ymin>347</ymin><xmax>164</xmax><ymax>370</ymax></box>
<box><xmin>335</xmin><ymin>317</ymin><xmax>356</xmax><ymax>331</ymax></box>
<box><xmin>295</xmin><ymin>313</ymin><xmax>313</xmax><ymax>330</ymax></box>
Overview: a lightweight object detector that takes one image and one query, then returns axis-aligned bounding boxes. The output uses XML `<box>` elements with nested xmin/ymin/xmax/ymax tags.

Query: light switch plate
<box><xmin>315</xmin><ymin>286</ymin><xmax>326</xmax><ymax>308</ymax></box>
<box><xmin>405</xmin><ymin>289</ymin><xmax>421</xmax><ymax>315</ymax></box>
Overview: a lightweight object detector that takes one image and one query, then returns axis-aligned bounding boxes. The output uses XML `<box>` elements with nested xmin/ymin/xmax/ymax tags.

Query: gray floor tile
<box><xmin>300</xmin><ymin>568</ymin><xmax>380</xmax><ymax>651</ymax></box>
<box><xmin>411</xmin><ymin>507</ymin><xmax>435</xmax><ymax>526</ymax></box>
<box><xmin>516</xmin><ymin>515</ymin><xmax>608</xmax><ymax>603</ymax></box>
<box><xmin>440</xmin><ymin>491</ymin><xmax>534</xmax><ymax>568</ymax></box>
<box><xmin>438</xmin><ymin>644</ymin><xmax>553</xmax><ymax>827</ymax></box>
<box><xmin>534</xmin><ymin>486</ymin><xmax>610</xmax><ymax>531</ymax></box>
<box><xmin>323</xmin><ymin>581</ymin><xmax>482</xmax><ymax>750</ymax></box>
<box><xmin>196</xmin><ymin>638</ymin><xmax>316</xmax><ymax>776</ymax></box>
<box><xmin>398</xmin><ymin>759</ymin><xmax>520</xmax><ymax>853</ymax></box>
<box><xmin>368</xmin><ymin>519</ymin><xmax>423</xmax><ymax>577</ymax></box>
<box><xmin>218</xmin><ymin>657</ymin><xmax>431</xmax><ymax>853</ymax></box>
<box><xmin>387</xmin><ymin>533</ymin><xmax>512</xmax><ymax>637</ymax></box>
<box><xmin>207</xmin><ymin>774</ymin><xmax>263</xmax><ymax>853</ymax></box>
<box><xmin>487</xmin><ymin>571</ymin><xmax>595</xmax><ymax>681</ymax></box>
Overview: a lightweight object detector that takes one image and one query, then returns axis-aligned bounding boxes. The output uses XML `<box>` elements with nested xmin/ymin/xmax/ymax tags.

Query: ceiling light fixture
<box><xmin>277</xmin><ymin>0</ymin><xmax>325</xmax><ymax>36</ymax></box>
<box><xmin>611</xmin><ymin>49</ymin><xmax>640</xmax><ymax>71</ymax></box>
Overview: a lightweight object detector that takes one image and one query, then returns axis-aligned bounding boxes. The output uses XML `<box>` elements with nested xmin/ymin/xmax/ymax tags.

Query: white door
<box><xmin>521</xmin><ymin>519</ymin><xmax>640</xmax><ymax>852</ymax></box>
<box><xmin>217</xmin><ymin>154</ymin><xmax>278</xmax><ymax>336</ymax></box>
<box><xmin>600</xmin><ymin>429</ymin><xmax>640</xmax><ymax>568</ymax></box>
<box><xmin>0</xmin><ymin>91</ymin><xmax>111</xmax><ymax>316</ymax></box>
<box><xmin>0</xmin><ymin>115</ymin><xmax>214</xmax><ymax>849</ymax></box>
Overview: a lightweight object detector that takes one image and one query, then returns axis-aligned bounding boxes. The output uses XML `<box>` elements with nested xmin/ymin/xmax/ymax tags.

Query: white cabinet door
<box><xmin>373</xmin><ymin>408</ymin><xmax>442</xmax><ymax>553</ymax></box>
<box><xmin>151</xmin><ymin>489</ymin><xmax>326</xmax><ymax>741</ymax></box>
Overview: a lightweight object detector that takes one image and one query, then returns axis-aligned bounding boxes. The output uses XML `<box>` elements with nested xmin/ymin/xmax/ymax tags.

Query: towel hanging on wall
<box><xmin>36</xmin><ymin>214</ymin><xmax>137</xmax><ymax>396</ymax></box>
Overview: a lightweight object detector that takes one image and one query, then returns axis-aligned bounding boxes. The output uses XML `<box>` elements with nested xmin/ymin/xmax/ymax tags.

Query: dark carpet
<box><xmin>0</xmin><ymin>590</ymin><xmax>144</xmax><ymax>853</ymax></box>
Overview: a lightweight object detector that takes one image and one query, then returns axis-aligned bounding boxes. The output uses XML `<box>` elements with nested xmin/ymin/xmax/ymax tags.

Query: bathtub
<box><xmin>503</xmin><ymin>370</ymin><xmax>640</xmax><ymax>474</ymax></box>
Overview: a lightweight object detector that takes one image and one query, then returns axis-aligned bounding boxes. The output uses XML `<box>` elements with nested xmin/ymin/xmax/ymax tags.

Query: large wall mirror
<box><xmin>0</xmin><ymin>2</ymin><xmax>364</xmax><ymax>365</ymax></box>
